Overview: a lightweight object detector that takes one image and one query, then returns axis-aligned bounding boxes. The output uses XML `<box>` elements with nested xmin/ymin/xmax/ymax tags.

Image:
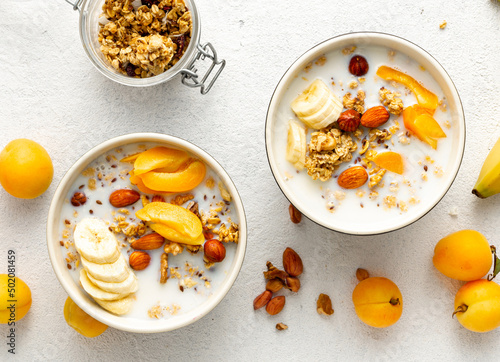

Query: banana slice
<box><xmin>74</xmin><ymin>218</ymin><xmax>120</xmax><ymax>264</ymax></box>
<box><xmin>299</xmin><ymin>94</ymin><xmax>343</xmax><ymax>129</ymax></box>
<box><xmin>81</xmin><ymin>255</ymin><xmax>130</xmax><ymax>283</ymax></box>
<box><xmin>94</xmin><ymin>296</ymin><xmax>135</xmax><ymax>316</ymax></box>
<box><xmin>80</xmin><ymin>269</ymin><xmax>127</xmax><ymax>301</ymax></box>
<box><xmin>286</xmin><ymin>120</ymin><xmax>306</xmax><ymax>170</ymax></box>
<box><xmin>291</xmin><ymin>79</ymin><xmax>343</xmax><ymax>129</ymax></box>
<box><xmin>291</xmin><ymin>79</ymin><xmax>331</xmax><ymax>117</ymax></box>
<box><xmin>86</xmin><ymin>270</ymin><xmax>138</xmax><ymax>294</ymax></box>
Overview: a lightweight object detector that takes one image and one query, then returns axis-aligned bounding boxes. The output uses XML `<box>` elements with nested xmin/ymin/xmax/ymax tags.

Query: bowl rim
<box><xmin>78</xmin><ymin>0</ymin><xmax>202</xmax><ymax>87</ymax></box>
<box><xmin>46</xmin><ymin>132</ymin><xmax>247</xmax><ymax>333</ymax></box>
<box><xmin>264</xmin><ymin>31</ymin><xmax>466</xmax><ymax>236</ymax></box>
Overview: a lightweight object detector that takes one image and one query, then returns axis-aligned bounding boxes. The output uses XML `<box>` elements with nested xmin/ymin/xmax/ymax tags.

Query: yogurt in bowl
<box><xmin>47</xmin><ymin>133</ymin><xmax>246</xmax><ymax>333</ymax></box>
<box><xmin>265</xmin><ymin>32</ymin><xmax>465</xmax><ymax>235</ymax></box>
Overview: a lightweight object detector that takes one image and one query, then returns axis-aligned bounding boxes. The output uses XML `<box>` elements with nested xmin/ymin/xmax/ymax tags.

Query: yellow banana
<box><xmin>472</xmin><ymin>136</ymin><xmax>500</xmax><ymax>198</ymax></box>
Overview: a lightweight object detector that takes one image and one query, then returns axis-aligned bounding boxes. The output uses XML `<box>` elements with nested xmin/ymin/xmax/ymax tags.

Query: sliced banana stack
<box><xmin>74</xmin><ymin>218</ymin><xmax>137</xmax><ymax>315</ymax></box>
<box><xmin>286</xmin><ymin>120</ymin><xmax>306</xmax><ymax>170</ymax></box>
<box><xmin>291</xmin><ymin>79</ymin><xmax>343</xmax><ymax>129</ymax></box>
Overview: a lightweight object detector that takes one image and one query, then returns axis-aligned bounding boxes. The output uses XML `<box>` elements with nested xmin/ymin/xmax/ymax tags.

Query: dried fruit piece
<box><xmin>136</xmin><ymin>202</ymin><xmax>204</xmax><ymax>245</ymax></box>
<box><xmin>266</xmin><ymin>296</ymin><xmax>286</xmax><ymax>315</ymax></box>
<box><xmin>276</xmin><ymin>323</ymin><xmax>288</xmax><ymax>330</ymax></box>
<box><xmin>372</xmin><ymin>152</ymin><xmax>404</xmax><ymax>175</ymax></box>
<box><xmin>253</xmin><ymin>290</ymin><xmax>272</xmax><ymax>310</ymax></box>
<box><xmin>71</xmin><ymin>192</ymin><xmax>87</xmax><ymax>206</ymax></box>
<box><xmin>133</xmin><ymin>147</ymin><xmax>190</xmax><ymax>176</ymax></box>
<box><xmin>285</xmin><ymin>277</ymin><xmax>301</xmax><ymax>292</ymax></box>
<box><xmin>337</xmin><ymin>166</ymin><xmax>368</xmax><ymax>189</ymax></box>
<box><xmin>129</xmin><ymin>251</ymin><xmax>151</xmax><ymax>271</ymax></box>
<box><xmin>360</xmin><ymin>106</ymin><xmax>390</xmax><ymax>128</ymax></box>
<box><xmin>264</xmin><ymin>261</ymin><xmax>289</xmax><ymax>283</ymax></box>
<box><xmin>317</xmin><ymin>293</ymin><xmax>334</xmax><ymax>315</ymax></box>
<box><xmin>109</xmin><ymin>189</ymin><xmax>140</xmax><ymax>208</ymax></box>
<box><xmin>283</xmin><ymin>248</ymin><xmax>303</xmax><ymax>277</ymax></box>
<box><xmin>289</xmin><ymin>204</ymin><xmax>302</xmax><ymax>224</ymax></box>
<box><xmin>266</xmin><ymin>279</ymin><xmax>284</xmax><ymax>293</ymax></box>
<box><xmin>140</xmin><ymin>160</ymin><xmax>206</xmax><ymax>193</ymax></box>
<box><xmin>204</xmin><ymin>239</ymin><xmax>226</xmax><ymax>263</ymax></box>
<box><xmin>160</xmin><ymin>253</ymin><xmax>168</xmax><ymax>284</ymax></box>
<box><xmin>130</xmin><ymin>233</ymin><xmax>165</xmax><ymax>250</ymax></box>
<box><xmin>337</xmin><ymin>109</ymin><xmax>361</xmax><ymax>132</ymax></box>
<box><xmin>349</xmin><ymin>55</ymin><xmax>369</xmax><ymax>76</ymax></box>
<box><xmin>376</xmin><ymin>65</ymin><xmax>439</xmax><ymax>111</ymax></box>
<box><xmin>356</xmin><ymin>268</ymin><xmax>370</xmax><ymax>282</ymax></box>
<box><xmin>403</xmin><ymin>105</ymin><xmax>446</xmax><ymax>149</ymax></box>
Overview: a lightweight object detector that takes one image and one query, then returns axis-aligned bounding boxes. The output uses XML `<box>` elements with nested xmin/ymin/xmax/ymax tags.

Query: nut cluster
<box><xmin>71</xmin><ymin>192</ymin><xmax>87</xmax><ymax>207</ymax></box>
<box><xmin>253</xmin><ymin>247</ymin><xmax>304</xmax><ymax>324</ymax></box>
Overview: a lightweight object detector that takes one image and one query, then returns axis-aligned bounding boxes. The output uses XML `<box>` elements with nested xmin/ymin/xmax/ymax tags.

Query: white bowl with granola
<box><xmin>265</xmin><ymin>32</ymin><xmax>465</xmax><ymax>235</ymax></box>
<box><xmin>68</xmin><ymin>0</ymin><xmax>224</xmax><ymax>92</ymax></box>
<box><xmin>47</xmin><ymin>133</ymin><xmax>246</xmax><ymax>332</ymax></box>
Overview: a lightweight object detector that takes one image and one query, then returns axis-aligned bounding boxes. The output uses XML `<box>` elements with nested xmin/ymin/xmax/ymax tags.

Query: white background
<box><xmin>1</xmin><ymin>0</ymin><xmax>500</xmax><ymax>360</ymax></box>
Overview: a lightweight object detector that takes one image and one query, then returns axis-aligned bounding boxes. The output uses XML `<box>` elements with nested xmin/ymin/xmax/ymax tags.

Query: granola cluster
<box><xmin>98</xmin><ymin>0</ymin><xmax>192</xmax><ymax>78</ymax></box>
<box><xmin>305</xmin><ymin>128</ymin><xmax>357</xmax><ymax>181</ymax></box>
<box><xmin>342</xmin><ymin>90</ymin><xmax>366</xmax><ymax>113</ymax></box>
<box><xmin>379</xmin><ymin>87</ymin><xmax>404</xmax><ymax>115</ymax></box>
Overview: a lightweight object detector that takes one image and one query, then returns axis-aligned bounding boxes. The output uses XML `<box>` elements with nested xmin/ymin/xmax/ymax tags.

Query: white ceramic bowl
<box><xmin>47</xmin><ymin>133</ymin><xmax>247</xmax><ymax>333</ymax></box>
<box><xmin>265</xmin><ymin>32</ymin><xmax>465</xmax><ymax>235</ymax></box>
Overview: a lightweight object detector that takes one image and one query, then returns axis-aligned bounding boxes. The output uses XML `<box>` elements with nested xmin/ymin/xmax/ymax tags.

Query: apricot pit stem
<box><xmin>452</xmin><ymin>304</ymin><xmax>468</xmax><ymax>318</ymax></box>
<box><xmin>389</xmin><ymin>298</ymin><xmax>400</xmax><ymax>306</ymax></box>
<box><xmin>488</xmin><ymin>245</ymin><xmax>500</xmax><ymax>281</ymax></box>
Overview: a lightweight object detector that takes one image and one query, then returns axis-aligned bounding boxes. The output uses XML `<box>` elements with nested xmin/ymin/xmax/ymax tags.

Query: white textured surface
<box><xmin>1</xmin><ymin>0</ymin><xmax>500</xmax><ymax>360</ymax></box>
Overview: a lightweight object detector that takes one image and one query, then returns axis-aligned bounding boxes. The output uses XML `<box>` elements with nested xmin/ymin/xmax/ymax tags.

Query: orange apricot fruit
<box><xmin>433</xmin><ymin>230</ymin><xmax>492</xmax><ymax>281</ymax></box>
<box><xmin>352</xmin><ymin>277</ymin><xmax>403</xmax><ymax>328</ymax></box>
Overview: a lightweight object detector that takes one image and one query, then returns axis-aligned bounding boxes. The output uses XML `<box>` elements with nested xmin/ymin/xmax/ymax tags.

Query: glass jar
<box><xmin>66</xmin><ymin>0</ymin><xmax>225</xmax><ymax>93</ymax></box>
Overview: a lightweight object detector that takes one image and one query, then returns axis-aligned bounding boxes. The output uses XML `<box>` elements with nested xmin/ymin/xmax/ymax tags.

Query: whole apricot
<box><xmin>0</xmin><ymin>274</ymin><xmax>32</xmax><ymax>323</ymax></box>
<box><xmin>352</xmin><ymin>277</ymin><xmax>403</xmax><ymax>328</ymax></box>
<box><xmin>64</xmin><ymin>297</ymin><xmax>108</xmax><ymax>338</ymax></box>
<box><xmin>453</xmin><ymin>279</ymin><xmax>500</xmax><ymax>333</ymax></box>
<box><xmin>0</xmin><ymin>139</ymin><xmax>53</xmax><ymax>199</ymax></box>
<box><xmin>433</xmin><ymin>230</ymin><xmax>492</xmax><ymax>281</ymax></box>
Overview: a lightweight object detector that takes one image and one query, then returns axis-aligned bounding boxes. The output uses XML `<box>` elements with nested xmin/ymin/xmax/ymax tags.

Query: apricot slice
<box><xmin>140</xmin><ymin>160</ymin><xmax>206</xmax><ymax>192</ymax></box>
<box><xmin>120</xmin><ymin>153</ymin><xmax>141</xmax><ymax>163</ymax></box>
<box><xmin>150</xmin><ymin>223</ymin><xmax>205</xmax><ymax>245</ymax></box>
<box><xmin>129</xmin><ymin>170</ymin><xmax>164</xmax><ymax>195</ymax></box>
<box><xmin>372</xmin><ymin>152</ymin><xmax>404</xmax><ymax>175</ymax></box>
<box><xmin>135</xmin><ymin>202</ymin><xmax>203</xmax><ymax>245</ymax></box>
<box><xmin>133</xmin><ymin>147</ymin><xmax>191</xmax><ymax>176</ymax></box>
<box><xmin>403</xmin><ymin>105</ymin><xmax>446</xmax><ymax>149</ymax></box>
<box><xmin>376</xmin><ymin>66</ymin><xmax>439</xmax><ymax>111</ymax></box>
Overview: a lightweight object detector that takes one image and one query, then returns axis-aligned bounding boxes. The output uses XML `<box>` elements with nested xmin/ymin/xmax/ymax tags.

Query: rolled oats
<box><xmin>98</xmin><ymin>0</ymin><xmax>192</xmax><ymax>78</ymax></box>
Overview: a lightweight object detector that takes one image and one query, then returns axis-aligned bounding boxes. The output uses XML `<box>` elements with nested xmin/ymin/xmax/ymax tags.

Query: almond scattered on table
<box><xmin>289</xmin><ymin>204</ymin><xmax>302</xmax><ymax>224</ymax></box>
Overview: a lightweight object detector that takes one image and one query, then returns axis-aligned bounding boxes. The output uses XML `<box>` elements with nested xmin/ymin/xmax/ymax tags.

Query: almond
<box><xmin>253</xmin><ymin>290</ymin><xmax>272</xmax><ymax>310</ymax></box>
<box><xmin>288</xmin><ymin>204</ymin><xmax>302</xmax><ymax>224</ymax></box>
<box><xmin>109</xmin><ymin>189</ymin><xmax>140</xmax><ymax>208</ymax></box>
<box><xmin>337</xmin><ymin>166</ymin><xmax>368</xmax><ymax>189</ymax></box>
<box><xmin>283</xmin><ymin>247</ymin><xmax>303</xmax><ymax>277</ymax></box>
<box><xmin>266</xmin><ymin>296</ymin><xmax>286</xmax><ymax>315</ymax></box>
<box><xmin>360</xmin><ymin>106</ymin><xmax>390</xmax><ymax>128</ymax></box>
<box><xmin>131</xmin><ymin>233</ymin><xmax>165</xmax><ymax>250</ymax></box>
<box><xmin>129</xmin><ymin>251</ymin><xmax>151</xmax><ymax>270</ymax></box>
